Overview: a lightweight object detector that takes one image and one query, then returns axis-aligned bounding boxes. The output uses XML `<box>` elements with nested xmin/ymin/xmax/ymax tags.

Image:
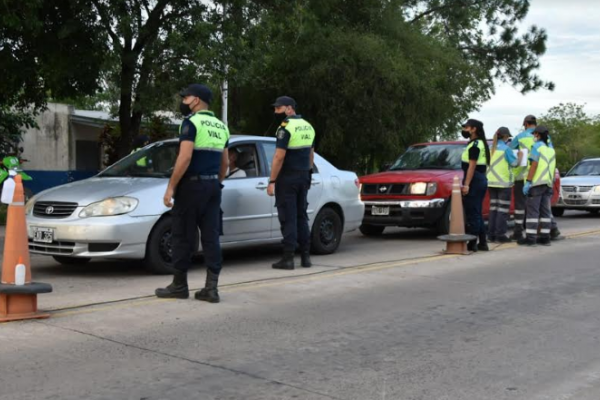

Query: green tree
<box><xmin>229</xmin><ymin>0</ymin><xmax>552</xmax><ymax>172</ymax></box>
<box><xmin>539</xmin><ymin>103</ymin><xmax>600</xmax><ymax>173</ymax></box>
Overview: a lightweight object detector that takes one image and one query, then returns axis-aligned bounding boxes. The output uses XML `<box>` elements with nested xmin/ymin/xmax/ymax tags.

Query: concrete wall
<box><xmin>21</xmin><ymin>103</ymin><xmax>73</xmax><ymax>171</ymax></box>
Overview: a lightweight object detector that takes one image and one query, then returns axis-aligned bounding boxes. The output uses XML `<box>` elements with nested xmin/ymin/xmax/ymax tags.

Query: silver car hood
<box><xmin>34</xmin><ymin>177</ymin><xmax>167</xmax><ymax>206</ymax></box>
<box><xmin>561</xmin><ymin>176</ymin><xmax>600</xmax><ymax>186</ymax></box>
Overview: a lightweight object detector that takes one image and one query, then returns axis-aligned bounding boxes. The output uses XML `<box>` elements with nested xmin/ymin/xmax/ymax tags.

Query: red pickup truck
<box><xmin>358</xmin><ymin>141</ymin><xmax>560</xmax><ymax>236</ymax></box>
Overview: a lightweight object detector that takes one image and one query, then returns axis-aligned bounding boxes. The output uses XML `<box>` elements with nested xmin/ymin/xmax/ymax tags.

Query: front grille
<box><xmin>33</xmin><ymin>201</ymin><xmax>78</xmax><ymax>219</ymax></box>
<box><xmin>593</xmin><ymin>200</ymin><xmax>600</xmax><ymax>205</ymax></box>
<box><xmin>564</xmin><ymin>199</ymin><xmax>587</xmax><ymax>205</ymax></box>
<box><xmin>89</xmin><ymin>243</ymin><xmax>120</xmax><ymax>253</ymax></box>
<box><xmin>362</xmin><ymin>184</ymin><xmax>407</xmax><ymax>195</ymax></box>
<box><xmin>29</xmin><ymin>240</ymin><xmax>75</xmax><ymax>255</ymax></box>
<box><xmin>563</xmin><ymin>186</ymin><xmax>593</xmax><ymax>193</ymax></box>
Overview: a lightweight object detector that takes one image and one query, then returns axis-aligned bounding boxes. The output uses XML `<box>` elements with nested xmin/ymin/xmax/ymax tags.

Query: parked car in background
<box><xmin>358</xmin><ymin>141</ymin><xmax>560</xmax><ymax>236</ymax></box>
<box><xmin>25</xmin><ymin>136</ymin><xmax>364</xmax><ymax>274</ymax></box>
<box><xmin>552</xmin><ymin>157</ymin><xmax>600</xmax><ymax>216</ymax></box>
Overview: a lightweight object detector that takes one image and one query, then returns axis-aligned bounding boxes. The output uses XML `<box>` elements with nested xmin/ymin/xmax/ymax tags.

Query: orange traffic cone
<box><xmin>437</xmin><ymin>175</ymin><xmax>476</xmax><ymax>255</ymax></box>
<box><xmin>0</xmin><ymin>175</ymin><xmax>52</xmax><ymax>322</ymax></box>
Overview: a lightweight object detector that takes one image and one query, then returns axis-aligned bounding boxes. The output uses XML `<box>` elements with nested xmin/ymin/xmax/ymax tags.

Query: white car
<box><xmin>26</xmin><ymin>136</ymin><xmax>364</xmax><ymax>274</ymax></box>
<box><xmin>553</xmin><ymin>157</ymin><xmax>600</xmax><ymax>216</ymax></box>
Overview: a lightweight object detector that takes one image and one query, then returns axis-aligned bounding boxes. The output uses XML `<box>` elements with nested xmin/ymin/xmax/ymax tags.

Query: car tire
<box><xmin>552</xmin><ymin>207</ymin><xmax>565</xmax><ymax>217</ymax></box>
<box><xmin>145</xmin><ymin>216</ymin><xmax>199</xmax><ymax>275</ymax></box>
<box><xmin>311</xmin><ymin>207</ymin><xmax>343</xmax><ymax>255</ymax></box>
<box><xmin>359</xmin><ymin>224</ymin><xmax>385</xmax><ymax>237</ymax></box>
<box><xmin>52</xmin><ymin>256</ymin><xmax>91</xmax><ymax>265</ymax></box>
<box><xmin>435</xmin><ymin>202</ymin><xmax>451</xmax><ymax>235</ymax></box>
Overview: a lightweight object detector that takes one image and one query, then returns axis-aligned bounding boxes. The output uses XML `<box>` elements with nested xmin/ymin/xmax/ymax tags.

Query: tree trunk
<box><xmin>117</xmin><ymin>52</ymin><xmax>137</xmax><ymax>159</ymax></box>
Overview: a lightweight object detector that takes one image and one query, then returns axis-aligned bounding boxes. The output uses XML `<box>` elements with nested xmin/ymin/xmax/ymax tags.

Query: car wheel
<box><xmin>435</xmin><ymin>202</ymin><xmax>451</xmax><ymax>235</ymax></box>
<box><xmin>359</xmin><ymin>224</ymin><xmax>385</xmax><ymax>236</ymax></box>
<box><xmin>311</xmin><ymin>207</ymin><xmax>343</xmax><ymax>255</ymax></box>
<box><xmin>552</xmin><ymin>207</ymin><xmax>565</xmax><ymax>217</ymax></box>
<box><xmin>145</xmin><ymin>216</ymin><xmax>199</xmax><ymax>275</ymax></box>
<box><xmin>52</xmin><ymin>256</ymin><xmax>91</xmax><ymax>265</ymax></box>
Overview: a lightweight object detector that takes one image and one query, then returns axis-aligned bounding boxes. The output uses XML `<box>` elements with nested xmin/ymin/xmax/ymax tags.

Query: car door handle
<box><xmin>311</xmin><ymin>180</ymin><xmax>321</xmax><ymax>185</ymax></box>
<box><xmin>256</xmin><ymin>183</ymin><xmax>268</xmax><ymax>190</ymax></box>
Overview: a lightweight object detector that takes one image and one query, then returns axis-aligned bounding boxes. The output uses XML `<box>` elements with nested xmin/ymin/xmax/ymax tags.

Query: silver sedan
<box><xmin>26</xmin><ymin>136</ymin><xmax>364</xmax><ymax>273</ymax></box>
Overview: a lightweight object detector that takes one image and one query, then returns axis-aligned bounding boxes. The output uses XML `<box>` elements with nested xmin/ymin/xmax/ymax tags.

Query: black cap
<box><xmin>523</xmin><ymin>114</ymin><xmax>537</xmax><ymax>125</ymax></box>
<box><xmin>496</xmin><ymin>127</ymin><xmax>512</xmax><ymax>137</ymax></box>
<box><xmin>533</xmin><ymin>125</ymin><xmax>549</xmax><ymax>135</ymax></box>
<box><xmin>462</xmin><ymin>119</ymin><xmax>484</xmax><ymax>129</ymax></box>
<box><xmin>272</xmin><ymin>96</ymin><xmax>297</xmax><ymax>108</ymax></box>
<box><xmin>180</xmin><ymin>84</ymin><xmax>213</xmax><ymax>105</ymax></box>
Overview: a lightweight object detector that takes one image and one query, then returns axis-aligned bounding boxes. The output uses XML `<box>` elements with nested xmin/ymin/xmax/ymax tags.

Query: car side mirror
<box><xmin>380</xmin><ymin>163</ymin><xmax>391</xmax><ymax>172</ymax></box>
<box><xmin>559</xmin><ymin>171</ymin><xmax>566</xmax><ymax>178</ymax></box>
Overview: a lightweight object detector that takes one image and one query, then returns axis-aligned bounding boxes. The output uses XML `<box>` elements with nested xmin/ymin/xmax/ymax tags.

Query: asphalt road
<box><xmin>0</xmin><ymin>211</ymin><xmax>599</xmax><ymax>400</ymax></box>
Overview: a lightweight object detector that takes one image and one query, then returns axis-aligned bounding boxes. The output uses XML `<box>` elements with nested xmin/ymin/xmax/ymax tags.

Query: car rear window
<box><xmin>390</xmin><ymin>144</ymin><xmax>464</xmax><ymax>171</ymax></box>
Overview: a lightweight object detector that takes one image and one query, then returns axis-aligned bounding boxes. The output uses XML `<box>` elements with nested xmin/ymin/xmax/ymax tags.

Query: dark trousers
<box><xmin>488</xmin><ymin>187</ymin><xmax>512</xmax><ymax>238</ymax></box>
<box><xmin>275</xmin><ymin>171</ymin><xmax>311</xmax><ymax>253</ymax></box>
<box><xmin>525</xmin><ymin>185</ymin><xmax>552</xmax><ymax>241</ymax></box>
<box><xmin>172</xmin><ymin>179</ymin><xmax>222</xmax><ymax>274</ymax></box>
<box><xmin>513</xmin><ymin>180</ymin><xmax>526</xmax><ymax>236</ymax></box>
<box><xmin>463</xmin><ymin>171</ymin><xmax>487</xmax><ymax>237</ymax></box>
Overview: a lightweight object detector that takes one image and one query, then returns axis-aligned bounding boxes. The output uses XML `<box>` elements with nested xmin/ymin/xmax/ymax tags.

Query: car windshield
<box><xmin>567</xmin><ymin>160</ymin><xmax>600</xmax><ymax>176</ymax></box>
<box><xmin>99</xmin><ymin>141</ymin><xmax>179</xmax><ymax>178</ymax></box>
<box><xmin>390</xmin><ymin>144</ymin><xmax>464</xmax><ymax>171</ymax></box>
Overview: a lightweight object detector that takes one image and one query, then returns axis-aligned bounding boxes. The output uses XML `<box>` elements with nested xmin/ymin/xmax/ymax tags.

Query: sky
<box><xmin>470</xmin><ymin>0</ymin><xmax>600</xmax><ymax>135</ymax></box>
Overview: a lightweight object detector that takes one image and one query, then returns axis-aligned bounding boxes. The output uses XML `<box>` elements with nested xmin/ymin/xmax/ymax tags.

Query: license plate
<box><xmin>568</xmin><ymin>194</ymin><xmax>581</xmax><ymax>199</ymax></box>
<box><xmin>32</xmin><ymin>227</ymin><xmax>55</xmax><ymax>243</ymax></box>
<box><xmin>372</xmin><ymin>206</ymin><xmax>390</xmax><ymax>216</ymax></box>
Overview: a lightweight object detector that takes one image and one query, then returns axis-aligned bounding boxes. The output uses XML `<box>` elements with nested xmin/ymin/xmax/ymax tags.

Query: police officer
<box><xmin>267</xmin><ymin>96</ymin><xmax>315</xmax><ymax>270</ymax></box>
<box><xmin>461</xmin><ymin>119</ymin><xmax>490</xmax><ymax>252</ymax></box>
<box><xmin>156</xmin><ymin>84</ymin><xmax>230</xmax><ymax>303</ymax></box>
<box><xmin>519</xmin><ymin>125</ymin><xmax>556</xmax><ymax>246</ymax></box>
<box><xmin>509</xmin><ymin>115</ymin><xmax>536</xmax><ymax>240</ymax></box>
<box><xmin>487</xmin><ymin>127</ymin><xmax>518</xmax><ymax>243</ymax></box>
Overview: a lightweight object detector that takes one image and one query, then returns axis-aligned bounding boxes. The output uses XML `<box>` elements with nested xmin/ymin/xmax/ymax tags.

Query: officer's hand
<box><xmin>461</xmin><ymin>185</ymin><xmax>469</xmax><ymax>196</ymax></box>
<box><xmin>523</xmin><ymin>181</ymin><xmax>532</xmax><ymax>196</ymax></box>
<box><xmin>267</xmin><ymin>183</ymin><xmax>275</xmax><ymax>197</ymax></box>
<box><xmin>163</xmin><ymin>186</ymin><xmax>174</xmax><ymax>208</ymax></box>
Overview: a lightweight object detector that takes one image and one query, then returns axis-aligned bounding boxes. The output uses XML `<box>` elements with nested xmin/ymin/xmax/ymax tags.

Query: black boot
<box><xmin>300</xmin><ymin>251</ymin><xmax>312</xmax><ymax>268</ymax></box>
<box><xmin>272</xmin><ymin>252</ymin><xmax>295</xmax><ymax>270</ymax></box>
<box><xmin>155</xmin><ymin>270</ymin><xmax>189</xmax><ymax>299</ymax></box>
<box><xmin>194</xmin><ymin>270</ymin><xmax>220</xmax><ymax>303</ymax></box>
<box><xmin>477</xmin><ymin>233</ymin><xmax>489</xmax><ymax>251</ymax></box>
<box><xmin>517</xmin><ymin>237</ymin><xmax>537</xmax><ymax>246</ymax></box>
<box><xmin>550</xmin><ymin>228</ymin><xmax>565</xmax><ymax>241</ymax></box>
<box><xmin>467</xmin><ymin>239</ymin><xmax>478</xmax><ymax>253</ymax></box>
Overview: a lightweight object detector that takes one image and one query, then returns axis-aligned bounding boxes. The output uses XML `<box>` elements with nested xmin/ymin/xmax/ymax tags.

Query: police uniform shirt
<box><xmin>461</xmin><ymin>139</ymin><xmax>487</xmax><ymax>174</ymax></box>
<box><xmin>179</xmin><ymin>111</ymin><xmax>229</xmax><ymax>176</ymax></box>
<box><xmin>529</xmin><ymin>141</ymin><xmax>546</xmax><ymax>164</ymax></box>
<box><xmin>497</xmin><ymin>141</ymin><xmax>518</xmax><ymax>166</ymax></box>
<box><xmin>276</xmin><ymin>115</ymin><xmax>315</xmax><ymax>171</ymax></box>
<box><xmin>509</xmin><ymin>128</ymin><xmax>534</xmax><ymax>150</ymax></box>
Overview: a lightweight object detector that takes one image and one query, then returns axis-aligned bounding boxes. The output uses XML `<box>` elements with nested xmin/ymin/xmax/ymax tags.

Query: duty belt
<box><xmin>185</xmin><ymin>174</ymin><xmax>219</xmax><ymax>181</ymax></box>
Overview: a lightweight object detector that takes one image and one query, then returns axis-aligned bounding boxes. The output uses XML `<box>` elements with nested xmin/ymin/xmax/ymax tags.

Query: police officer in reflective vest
<box><xmin>267</xmin><ymin>96</ymin><xmax>315</xmax><ymax>270</ymax></box>
<box><xmin>130</xmin><ymin>135</ymin><xmax>150</xmax><ymax>167</ymax></box>
<box><xmin>461</xmin><ymin>119</ymin><xmax>490</xmax><ymax>252</ymax></box>
<box><xmin>487</xmin><ymin>127</ymin><xmax>518</xmax><ymax>243</ymax></box>
<box><xmin>509</xmin><ymin>115</ymin><xmax>536</xmax><ymax>240</ymax></box>
<box><xmin>519</xmin><ymin>125</ymin><xmax>556</xmax><ymax>246</ymax></box>
<box><xmin>156</xmin><ymin>84</ymin><xmax>230</xmax><ymax>303</ymax></box>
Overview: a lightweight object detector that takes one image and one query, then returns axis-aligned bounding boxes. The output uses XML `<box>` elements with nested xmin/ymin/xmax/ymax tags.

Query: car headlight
<box><xmin>410</xmin><ymin>182</ymin><xmax>437</xmax><ymax>196</ymax></box>
<box><xmin>79</xmin><ymin>197</ymin><xmax>139</xmax><ymax>218</ymax></box>
<box><xmin>25</xmin><ymin>196</ymin><xmax>37</xmax><ymax>215</ymax></box>
<box><xmin>594</xmin><ymin>185</ymin><xmax>600</xmax><ymax>194</ymax></box>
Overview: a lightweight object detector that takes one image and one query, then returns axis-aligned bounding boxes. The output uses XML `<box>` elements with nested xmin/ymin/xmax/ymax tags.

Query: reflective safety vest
<box><xmin>461</xmin><ymin>139</ymin><xmax>487</xmax><ymax>166</ymax></box>
<box><xmin>487</xmin><ymin>148</ymin><xmax>513</xmax><ymax>188</ymax></box>
<box><xmin>186</xmin><ymin>111</ymin><xmax>230</xmax><ymax>152</ymax></box>
<box><xmin>130</xmin><ymin>148</ymin><xmax>147</xmax><ymax>167</ymax></box>
<box><xmin>284</xmin><ymin>118</ymin><xmax>315</xmax><ymax>150</ymax></box>
<box><xmin>513</xmin><ymin>135</ymin><xmax>535</xmax><ymax>181</ymax></box>
<box><xmin>532</xmin><ymin>144</ymin><xmax>556</xmax><ymax>187</ymax></box>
